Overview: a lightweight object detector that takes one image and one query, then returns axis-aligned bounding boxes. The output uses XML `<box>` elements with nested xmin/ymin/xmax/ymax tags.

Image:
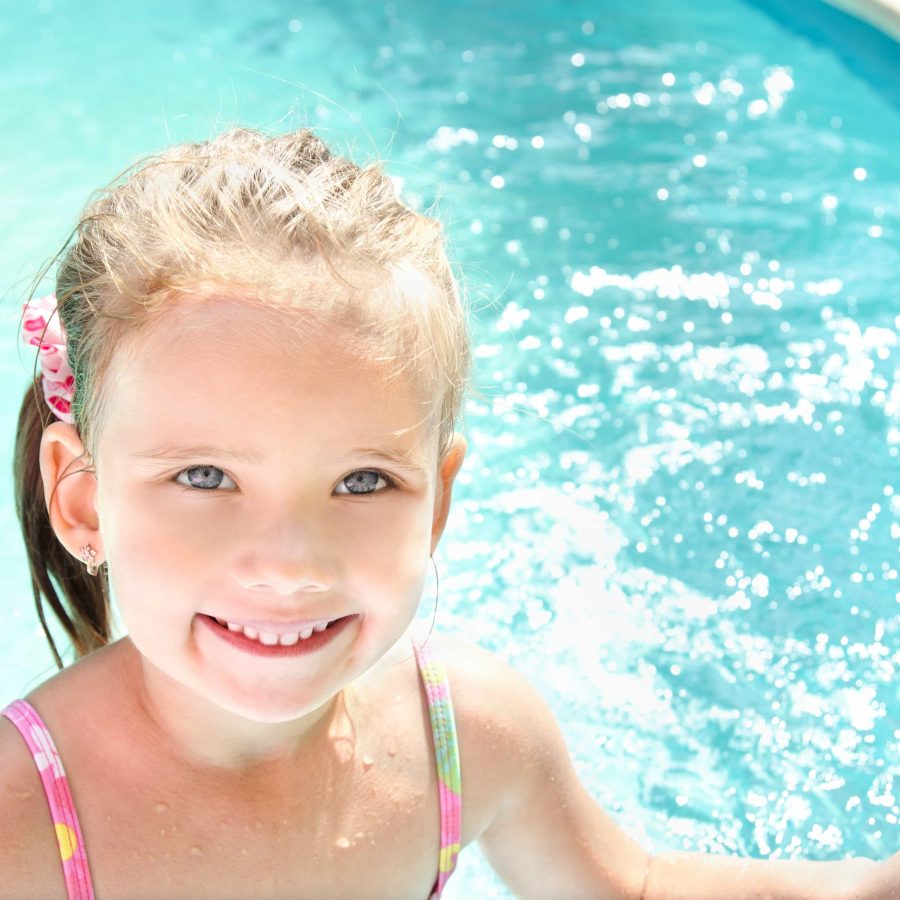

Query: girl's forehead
<box><xmin>97</xmin><ymin>296</ymin><xmax>440</xmax><ymax>458</ymax></box>
<box><xmin>126</xmin><ymin>295</ymin><xmax>392</xmax><ymax>379</ymax></box>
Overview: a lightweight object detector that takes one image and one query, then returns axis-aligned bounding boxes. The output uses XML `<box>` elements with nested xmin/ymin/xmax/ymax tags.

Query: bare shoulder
<box><xmin>0</xmin><ymin>649</ymin><xmax>114</xmax><ymax>900</ymax></box>
<box><xmin>0</xmin><ymin>713</ymin><xmax>67</xmax><ymax>898</ymax></box>
<box><xmin>424</xmin><ymin>634</ymin><xmax>650</xmax><ymax>897</ymax></box>
<box><xmin>427</xmin><ymin>632</ymin><xmax>560</xmax><ymax>741</ymax></box>
<box><xmin>423</xmin><ymin>634</ymin><xmax>569</xmax><ymax>837</ymax></box>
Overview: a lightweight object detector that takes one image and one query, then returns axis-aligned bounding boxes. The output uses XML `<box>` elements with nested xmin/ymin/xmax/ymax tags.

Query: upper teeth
<box><xmin>215</xmin><ymin>618</ymin><xmax>330</xmax><ymax>646</ymax></box>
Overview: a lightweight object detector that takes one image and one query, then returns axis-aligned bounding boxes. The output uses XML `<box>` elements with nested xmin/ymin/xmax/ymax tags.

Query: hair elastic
<box><xmin>22</xmin><ymin>293</ymin><xmax>76</xmax><ymax>425</ymax></box>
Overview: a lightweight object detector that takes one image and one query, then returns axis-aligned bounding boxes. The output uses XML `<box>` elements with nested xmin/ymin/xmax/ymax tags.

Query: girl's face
<box><xmin>92</xmin><ymin>296</ymin><xmax>463</xmax><ymax>723</ymax></box>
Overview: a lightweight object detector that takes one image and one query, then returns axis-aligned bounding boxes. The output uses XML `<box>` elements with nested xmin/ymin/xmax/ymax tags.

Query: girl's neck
<box><xmin>117</xmin><ymin>638</ymin><xmax>349</xmax><ymax>775</ymax></box>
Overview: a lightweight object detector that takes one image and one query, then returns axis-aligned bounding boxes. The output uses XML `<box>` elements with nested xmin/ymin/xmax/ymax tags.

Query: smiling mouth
<box><xmin>198</xmin><ymin>613</ymin><xmax>354</xmax><ymax>658</ymax></box>
<box><xmin>213</xmin><ymin>617</ymin><xmax>332</xmax><ymax>646</ymax></box>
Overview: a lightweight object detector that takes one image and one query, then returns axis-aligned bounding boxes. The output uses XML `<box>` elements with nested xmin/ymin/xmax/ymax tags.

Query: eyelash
<box><xmin>172</xmin><ymin>465</ymin><xmax>396</xmax><ymax>495</ymax></box>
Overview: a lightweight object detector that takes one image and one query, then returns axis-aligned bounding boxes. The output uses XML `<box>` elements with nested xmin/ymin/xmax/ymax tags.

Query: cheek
<box><xmin>101</xmin><ymin>477</ymin><xmax>220</xmax><ymax>556</ymax></box>
<box><xmin>342</xmin><ymin>503</ymin><xmax>433</xmax><ymax>592</ymax></box>
<box><xmin>97</xmin><ymin>481</ymin><xmax>214</xmax><ymax>616</ymax></box>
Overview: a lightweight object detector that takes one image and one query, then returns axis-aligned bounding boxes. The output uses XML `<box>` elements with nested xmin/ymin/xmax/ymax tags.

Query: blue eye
<box><xmin>336</xmin><ymin>470</ymin><xmax>390</xmax><ymax>495</ymax></box>
<box><xmin>175</xmin><ymin>466</ymin><xmax>236</xmax><ymax>491</ymax></box>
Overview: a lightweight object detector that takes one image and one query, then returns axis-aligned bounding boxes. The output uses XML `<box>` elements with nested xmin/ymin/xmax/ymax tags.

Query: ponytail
<box><xmin>13</xmin><ymin>379</ymin><xmax>110</xmax><ymax>668</ymax></box>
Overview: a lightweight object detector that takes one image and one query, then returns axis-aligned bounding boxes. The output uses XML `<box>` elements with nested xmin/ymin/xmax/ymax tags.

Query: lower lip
<box><xmin>198</xmin><ymin>614</ymin><xmax>355</xmax><ymax>658</ymax></box>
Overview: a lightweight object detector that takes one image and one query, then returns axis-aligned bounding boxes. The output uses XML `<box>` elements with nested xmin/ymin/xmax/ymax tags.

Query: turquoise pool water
<box><xmin>0</xmin><ymin>0</ymin><xmax>897</xmax><ymax>894</ymax></box>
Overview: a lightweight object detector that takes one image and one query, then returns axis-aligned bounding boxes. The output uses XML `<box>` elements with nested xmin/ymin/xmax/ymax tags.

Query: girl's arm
<box><xmin>450</xmin><ymin>641</ymin><xmax>896</xmax><ymax>900</ymax></box>
<box><xmin>643</xmin><ymin>852</ymin><xmax>898</xmax><ymax>900</ymax></box>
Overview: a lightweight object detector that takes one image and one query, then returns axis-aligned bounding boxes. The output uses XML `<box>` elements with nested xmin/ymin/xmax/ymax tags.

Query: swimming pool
<box><xmin>0</xmin><ymin>0</ymin><xmax>896</xmax><ymax>894</ymax></box>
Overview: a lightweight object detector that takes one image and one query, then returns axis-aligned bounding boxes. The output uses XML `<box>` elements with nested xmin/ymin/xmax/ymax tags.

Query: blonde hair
<box><xmin>59</xmin><ymin>127</ymin><xmax>468</xmax><ymax>454</ymax></box>
<box><xmin>15</xmin><ymin>126</ymin><xmax>469</xmax><ymax>663</ymax></box>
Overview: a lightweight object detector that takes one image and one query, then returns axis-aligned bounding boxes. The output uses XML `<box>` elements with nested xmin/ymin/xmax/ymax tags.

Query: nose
<box><xmin>232</xmin><ymin>515</ymin><xmax>338</xmax><ymax>596</ymax></box>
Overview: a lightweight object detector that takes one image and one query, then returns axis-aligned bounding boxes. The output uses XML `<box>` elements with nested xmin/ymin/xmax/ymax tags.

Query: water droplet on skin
<box><xmin>361</xmin><ymin>754</ymin><xmax>375</xmax><ymax>770</ymax></box>
<box><xmin>154</xmin><ymin>802</ymin><xmax>169</xmax><ymax>814</ymax></box>
<box><xmin>190</xmin><ymin>846</ymin><xmax>203</xmax><ymax>857</ymax></box>
<box><xmin>387</xmin><ymin>746</ymin><xmax>397</xmax><ymax>757</ymax></box>
<box><xmin>335</xmin><ymin>836</ymin><xmax>351</xmax><ymax>849</ymax></box>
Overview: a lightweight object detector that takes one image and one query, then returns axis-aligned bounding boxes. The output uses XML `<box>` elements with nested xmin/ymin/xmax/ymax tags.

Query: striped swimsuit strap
<box><xmin>1</xmin><ymin>699</ymin><xmax>95</xmax><ymax>900</ymax></box>
<box><xmin>3</xmin><ymin>646</ymin><xmax>462</xmax><ymax>900</ymax></box>
<box><xmin>413</xmin><ymin>641</ymin><xmax>463</xmax><ymax>899</ymax></box>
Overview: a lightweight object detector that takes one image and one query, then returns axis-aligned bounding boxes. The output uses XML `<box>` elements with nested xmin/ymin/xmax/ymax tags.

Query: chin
<box><xmin>212</xmin><ymin>687</ymin><xmax>338</xmax><ymax>725</ymax></box>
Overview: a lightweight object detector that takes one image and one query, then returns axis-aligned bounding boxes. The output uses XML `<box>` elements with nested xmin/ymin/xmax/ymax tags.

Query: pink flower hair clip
<box><xmin>21</xmin><ymin>293</ymin><xmax>76</xmax><ymax>425</ymax></box>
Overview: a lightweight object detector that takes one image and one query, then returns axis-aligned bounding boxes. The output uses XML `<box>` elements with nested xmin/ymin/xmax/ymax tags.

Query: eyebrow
<box><xmin>131</xmin><ymin>444</ymin><xmax>428</xmax><ymax>472</ymax></box>
<box><xmin>352</xmin><ymin>447</ymin><xmax>429</xmax><ymax>473</ymax></box>
<box><xmin>132</xmin><ymin>444</ymin><xmax>264</xmax><ymax>465</ymax></box>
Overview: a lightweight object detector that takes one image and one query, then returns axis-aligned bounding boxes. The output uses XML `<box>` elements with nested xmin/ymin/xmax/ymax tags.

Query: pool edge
<box><xmin>823</xmin><ymin>0</ymin><xmax>900</xmax><ymax>41</ymax></box>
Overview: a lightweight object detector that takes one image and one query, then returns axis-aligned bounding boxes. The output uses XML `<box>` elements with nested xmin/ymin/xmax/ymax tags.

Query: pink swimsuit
<box><xmin>1</xmin><ymin>641</ymin><xmax>461</xmax><ymax>900</ymax></box>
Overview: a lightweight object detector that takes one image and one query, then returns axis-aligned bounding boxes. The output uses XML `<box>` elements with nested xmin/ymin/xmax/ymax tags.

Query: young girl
<box><xmin>0</xmin><ymin>127</ymin><xmax>896</xmax><ymax>900</ymax></box>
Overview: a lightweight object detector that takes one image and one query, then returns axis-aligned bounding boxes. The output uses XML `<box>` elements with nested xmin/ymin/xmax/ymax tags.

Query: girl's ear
<box><xmin>39</xmin><ymin>422</ymin><xmax>103</xmax><ymax>563</ymax></box>
<box><xmin>431</xmin><ymin>434</ymin><xmax>467</xmax><ymax>552</ymax></box>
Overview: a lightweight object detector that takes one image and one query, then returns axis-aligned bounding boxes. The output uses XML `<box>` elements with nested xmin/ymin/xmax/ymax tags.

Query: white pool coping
<box><xmin>824</xmin><ymin>0</ymin><xmax>900</xmax><ymax>41</ymax></box>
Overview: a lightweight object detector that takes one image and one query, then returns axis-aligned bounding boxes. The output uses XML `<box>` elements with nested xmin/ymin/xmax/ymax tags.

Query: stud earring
<box><xmin>79</xmin><ymin>544</ymin><xmax>101</xmax><ymax>577</ymax></box>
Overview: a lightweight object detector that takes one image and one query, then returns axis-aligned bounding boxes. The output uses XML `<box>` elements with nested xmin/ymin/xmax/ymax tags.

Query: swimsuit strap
<box><xmin>413</xmin><ymin>641</ymin><xmax>462</xmax><ymax>899</ymax></box>
<box><xmin>1</xmin><ymin>700</ymin><xmax>95</xmax><ymax>900</ymax></box>
<box><xmin>2</xmin><ymin>657</ymin><xmax>460</xmax><ymax>900</ymax></box>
